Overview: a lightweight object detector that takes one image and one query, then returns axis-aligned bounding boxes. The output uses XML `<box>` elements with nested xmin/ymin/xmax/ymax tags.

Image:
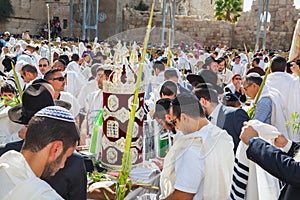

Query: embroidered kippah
<box><xmin>34</xmin><ymin>106</ymin><xmax>75</xmax><ymax>122</ymax></box>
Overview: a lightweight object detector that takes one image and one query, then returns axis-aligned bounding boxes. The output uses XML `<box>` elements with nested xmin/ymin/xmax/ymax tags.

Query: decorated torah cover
<box><xmin>101</xmin><ymin>64</ymin><xmax>145</xmax><ymax>169</ymax></box>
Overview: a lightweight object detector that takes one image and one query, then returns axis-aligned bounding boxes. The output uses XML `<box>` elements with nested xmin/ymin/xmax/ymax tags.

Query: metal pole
<box><xmin>262</xmin><ymin>0</ymin><xmax>269</xmax><ymax>50</ymax></box>
<box><xmin>46</xmin><ymin>4</ymin><xmax>52</xmax><ymax>66</ymax></box>
<box><xmin>255</xmin><ymin>0</ymin><xmax>263</xmax><ymax>51</ymax></box>
<box><xmin>95</xmin><ymin>0</ymin><xmax>99</xmax><ymax>38</ymax></box>
<box><xmin>69</xmin><ymin>0</ymin><xmax>73</xmax><ymax>38</ymax></box>
<box><xmin>87</xmin><ymin>0</ymin><xmax>92</xmax><ymax>41</ymax></box>
<box><xmin>171</xmin><ymin>0</ymin><xmax>176</xmax><ymax>47</ymax></box>
<box><xmin>82</xmin><ymin>0</ymin><xmax>87</xmax><ymax>40</ymax></box>
<box><xmin>161</xmin><ymin>0</ymin><xmax>166</xmax><ymax>46</ymax></box>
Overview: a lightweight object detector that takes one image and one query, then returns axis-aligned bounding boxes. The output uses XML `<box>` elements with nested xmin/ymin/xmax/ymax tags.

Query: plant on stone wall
<box><xmin>0</xmin><ymin>0</ymin><xmax>14</xmax><ymax>23</ymax></box>
<box><xmin>214</xmin><ymin>0</ymin><xmax>243</xmax><ymax>23</ymax></box>
<box><xmin>134</xmin><ymin>0</ymin><xmax>149</xmax><ymax>11</ymax></box>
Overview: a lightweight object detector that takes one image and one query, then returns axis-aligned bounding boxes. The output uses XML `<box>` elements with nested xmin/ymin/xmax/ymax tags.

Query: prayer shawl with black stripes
<box><xmin>229</xmin><ymin>120</ymin><xmax>281</xmax><ymax>200</ymax></box>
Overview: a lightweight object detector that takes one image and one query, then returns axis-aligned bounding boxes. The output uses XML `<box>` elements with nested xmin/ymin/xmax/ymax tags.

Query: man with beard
<box><xmin>0</xmin><ymin>106</ymin><xmax>80</xmax><ymax>199</ymax></box>
<box><xmin>153</xmin><ymin>98</ymin><xmax>177</xmax><ymax>135</ymax></box>
<box><xmin>152</xmin><ymin>98</ymin><xmax>180</xmax><ymax>170</ymax></box>
<box><xmin>44</xmin><ymin>69</ymin><xmax>81</xmax><ymax>124</ymax></box>
<box><xmin>0</xmin><ymin>82</ymin><xmax>87</xmax><ymax>200</ymax></box>
<box><xmin>194</xmin><ymin>83</ymin><xmax>249</xmax><ymax>153</ymax></box>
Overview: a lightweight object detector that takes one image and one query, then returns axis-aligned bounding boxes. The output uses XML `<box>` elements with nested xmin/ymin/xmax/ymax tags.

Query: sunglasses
<box><xmin>39</xmin><ymin>64</ymin><xmax>48</xmax><ymax>67</ymax></box>
<box><xmin>52</xmin><ymin>76</ymin><xmax>65</xmax><ymax>81</ymax></box>
<box><xmin>234</xmin><ymin>78</ymin><xmax>242</xmax><ymax>80</ymax></box>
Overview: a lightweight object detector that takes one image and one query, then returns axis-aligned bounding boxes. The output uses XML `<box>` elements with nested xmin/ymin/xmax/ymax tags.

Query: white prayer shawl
<box><xmin>77</xmin><ymin>79</ymin><xmax>98</xmax><ymax>110</ymax></box>
<box><xmin>17</xmin><ymin>54</ymin><xmax>35</xmax><ymax>66</ymax></box>
<box><xmin>0</xmin><ymin>106</ymin><xmax>22</xmax><ymax>144</ymax></box>
<box><xmin>67</xmin><ymin>61</ymin><xmax>81</xmax><ymax>74</ymax></box>
<box><xmin>40</xmin><ymin>45</ymin><xmax>48</xmax><ymax>59</ymax></box>
<box><xmin>72</xmin><ymin>45</ymin><xmax>78</xmax><ymax>54</ymax></box>
<box><xmin>224</xmin><ymin>83</ymin><xmax>237</xmax><ymax>93</ymax></box>
<box><xmin>66</xmin><ymin>70</ymin><xmax>87</xmax><ymax>98</ymax></box>
<box><xmin>177</xmin><ymin>57</ymin><xmax>191</xmax><ymax>71</ymax></box>
<box><xmin>8</xmin><ymin>37</ymin><xmax>16</xmax><ymax>46</ymax></box>
<box><xmin>220</xmin><ymin>69</ymin><xmax>233</xmax><ymax>85</ymax></box>
<box><xmin>258</xmin><ymin>85</ymin><xmax>288</xmax><ymax>138</ymax></box>
<box><xmin>82</xmin><ymin>67</ymin><xmax>92</xmax><ymax>80</ymax></box>
<box><xmin>85</xmin><ymin>90</ymin><xmax>103</xmax><ymax>155</ymax></box>
<box><xmin>32</xmin><ymin>52</ymin><xmax>41</xmax><ymax>66</ymax></box>
<box><xmin>59</xmin><ymin>91</ymin><xmax>81</xmax><ymax>117</ymax></box>
<box><xmin>230</xmin><ymin>120</ymin><xmax>281</xmax><ymax>200</ymax></box>
<box><xmin>78</xmin><ymin>42</ymin><xmax>86</xmax><ymax>58</ymax></box>
<box><xmin>13</xmin><ymin>47</ymin><xmax>23</xmax><ymax>58</ymax></box>
<box><xmin>85</xmin><ymin>90</ymin><xmax>103</xmax><ymax>132</ymax></box>
<box><xmin>160</xmin><ymin>124</ymin><xmax>234</xmax><ymax>199</ymax></box>
<box><xmin>266</xmin><ymin>72</ymin><xmax>300</xmax><ymax>141</ymax></box>
<box><xmin>0</xmin><ymin>151</ymin><xmax>63</xmax><ymax>200</ymax></box>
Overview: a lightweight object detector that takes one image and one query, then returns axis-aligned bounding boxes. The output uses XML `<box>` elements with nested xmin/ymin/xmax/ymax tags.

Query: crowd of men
<box><xmin>0</xmin><ymin>30</ymin><xmax>300</xmax><ymax>200</ymax></box>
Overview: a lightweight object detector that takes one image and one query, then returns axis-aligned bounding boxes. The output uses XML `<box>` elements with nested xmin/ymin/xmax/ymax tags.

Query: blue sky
<box><xmin>244</xmin><ymin>0</ymin><xmax>300</xmax><ymax>11</ymax></box>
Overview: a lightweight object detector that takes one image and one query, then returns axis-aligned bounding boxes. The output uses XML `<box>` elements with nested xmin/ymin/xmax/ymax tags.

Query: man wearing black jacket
<box><xmin>194</xmin><ymin>83</ymin><xmax>249</xmax><ymax>153</ymax></box>
<box><xmin>240</xmin><ymin>123</ymin><xmax>300</xmax><ymax>200</ymax></box>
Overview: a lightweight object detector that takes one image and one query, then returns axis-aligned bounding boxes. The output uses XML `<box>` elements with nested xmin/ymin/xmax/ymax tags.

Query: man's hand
<box><xmin>240</xmin><ymin>122</ymin><xmax>259</xmax><ymax>145</ymax></box>
<box><xmin>152</xmin><ymin>157</ymin><xmax>164</xmax><ymax>171</ymax></box>
<box><xmin>291</xmin><ymin>62</ymin><xmax>300</xmax><ymax>77</ymax></box>
<box><xmin>274</xmin><ymin>134</ymin><xmax>288</xmax><ymax>148</ymax></box>
<box><xmin>164</xmin><ymin>189</ymin><xmax>194</xmax><ymax>200</ymax></box>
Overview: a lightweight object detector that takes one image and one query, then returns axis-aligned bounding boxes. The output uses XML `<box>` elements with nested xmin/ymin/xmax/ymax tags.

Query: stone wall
<box><xmin>1</xmin><ymin>0</ymin><xmax>74</xmax><ymax>38</ymax></box>
<box><xmin>131</xmin><ymin>0</ymin><xmax>214</xmax><ymax>18</ymax></box>
<box><xmin>123</xmin><ymin>0</ymin><xmax>300</xmax><ymax>51</ymax></box>
<box><xmin>1</xmin><ymin>0</ymin><xmax>300</xmax><ymax>50</ymax></box>
<box><xmin>233</xmin><ymin>0</ymin><xmax>300</xmax><ymax>50</ymax></box>
<box><xmin>123</xmin><ymin>8</ymin><xmax>233</xmax><ymax>47</ymax></box>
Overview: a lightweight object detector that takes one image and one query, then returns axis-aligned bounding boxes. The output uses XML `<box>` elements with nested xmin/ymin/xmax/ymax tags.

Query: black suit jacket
<box><xmin>216</xmin><ymin>104</ymin><xmax>249</xmax><ymax>153</ymax></box>
<box><xmin>247</xmin><ymin>138</ymin><xmax>300</xmax><ymax>200</ymax></box>
<box><xmin>0</xmin><ymin>140</ymin><xmax>87</xmax><ymax>200</ymax></box>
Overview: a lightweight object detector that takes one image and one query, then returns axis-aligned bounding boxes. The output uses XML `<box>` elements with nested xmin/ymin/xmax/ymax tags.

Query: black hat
<box><xmin>202</xmin><ymin>56</ymin><xmax>216</xmax><ymax>69</ymax></box>
<box><xmin>8</xmin><ymin>84</ymin><xmax>55</xmax><ymax>124</ymax></box>
<box><xmin>156</xmin><ymin>49</ymin><xmax>163</xmax><ymax>56</ymax></box>
<box><xmin>205</xmin><ymin>56</ymin><xmax>216</xmax><ymax>65</ymax></box>
<box><xmin>195</xmin><ymin>82</ymin><xmax>216</xmax><ymax>90</ymax></box>
<box><xmin>187</xmin><ymin>69</ymin><xmax>223</xmax><ymax>94</ymax></box>
<box><xmin>222</xmin><ymin>92</ymin><xmax>239</xmax><ymax>102</ymax></box>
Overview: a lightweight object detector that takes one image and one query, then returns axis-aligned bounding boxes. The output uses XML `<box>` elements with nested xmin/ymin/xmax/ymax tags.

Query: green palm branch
<box><xmin>116</xmin><ymin>1</ymin><xmax>155</xmax><ymax>199</ymax></box>
<box><xmin>247</xmin><ymin>60</ymin><xmax>272</xmax><ymax>119</ymax></box>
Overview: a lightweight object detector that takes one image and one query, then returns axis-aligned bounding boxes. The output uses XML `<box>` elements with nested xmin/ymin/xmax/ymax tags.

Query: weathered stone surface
<box><xmin>1</xmin><ymin>0</ymin><xmax>300</xmax><ymax>51</ymax></box>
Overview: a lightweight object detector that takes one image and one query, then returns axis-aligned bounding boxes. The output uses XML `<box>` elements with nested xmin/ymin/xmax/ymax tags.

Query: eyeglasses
<box><xmin>96</xmin><ymin>73</ymin><xmax>104</xmax><ymax>78</ymax></box>
<box><xmin>39</xmin><ymin>64</ymin><xmax>48</xmax><ymax>67</ymax></box>
<box><xmin>170</xmin><ymin>117</ymin><xmax>177</xmax><ymax>126</ymax></box>
<box><xmin>234</xmin><ymin>78</ymin><xmax>242</xmax><ymax>80</ymax></box>
<box><xmin>244</xmin><ymin>83</ymin><xmax>252</xmax><ymax>91</ymax></box>
<box><xmin>52</xmin><ymin>76</ymin><xmax>65</xmax><ymax>81</ymax></box>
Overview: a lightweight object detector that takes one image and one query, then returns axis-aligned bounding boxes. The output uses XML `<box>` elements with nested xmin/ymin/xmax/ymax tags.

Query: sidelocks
<box><xmin>100</xmin><ymin>42</ymin><xmax>146</xmax><ymax>170</ymax></box>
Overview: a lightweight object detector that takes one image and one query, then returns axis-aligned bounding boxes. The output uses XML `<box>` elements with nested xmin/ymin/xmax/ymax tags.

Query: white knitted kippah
<box><xmin>34</xmin><ymin>106</ymin><xmax>75</xmax><ymax>122</ymax></box>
